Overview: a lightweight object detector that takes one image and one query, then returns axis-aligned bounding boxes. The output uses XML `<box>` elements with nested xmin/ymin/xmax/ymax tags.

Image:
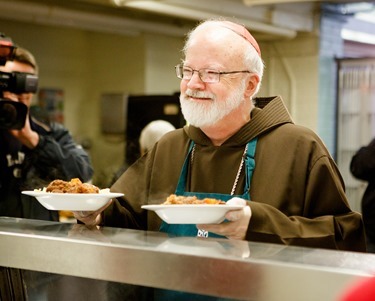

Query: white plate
<box><xmin>22</xmin><ymin>191</ymin><xmax>124</xmax><ymax>211</ymax></box>
<box><xmin>142</xmin><ymin>204</ymin><xmax>244</xmax><ymax>224</ymax></box>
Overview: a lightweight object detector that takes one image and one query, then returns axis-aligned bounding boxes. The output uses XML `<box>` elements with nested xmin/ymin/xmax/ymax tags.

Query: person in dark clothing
<box><xmin>0</xmin><ymin>47</ymin><xmax>94</xmax><ymax>221</ymax></box>
<box><xmin>350</xmin><ymin>138</ymin><xmax>375</xmax><ymax>252</ymax></box>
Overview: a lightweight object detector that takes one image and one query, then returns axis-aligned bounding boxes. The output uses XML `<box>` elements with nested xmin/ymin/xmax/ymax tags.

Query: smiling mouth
<box><xmin>189</xmin><ymin>96</ymin><xmax>212</xmax><ymax>101</ymax></box>
<box><xmin>184</xmin><ymin>89</ymin><xmax>215</xmax><ymax>102</ymax></box>
<box><xmin>186</xmin><ymin>94</ymin><xmax>213</xmax><ymax>101</ymax></box>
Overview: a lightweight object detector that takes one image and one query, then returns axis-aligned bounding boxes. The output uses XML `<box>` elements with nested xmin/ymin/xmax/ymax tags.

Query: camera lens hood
<box><xmin>0</xmin><ymin>99</ymin><xmax>27</xmax><ymax>129</ymax></box>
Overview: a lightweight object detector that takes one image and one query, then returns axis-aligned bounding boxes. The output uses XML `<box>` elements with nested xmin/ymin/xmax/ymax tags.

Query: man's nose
<box><xmin>187</xmin><ymin>71</ymin><xmax>205</xmax><ymax>88</ymax></box>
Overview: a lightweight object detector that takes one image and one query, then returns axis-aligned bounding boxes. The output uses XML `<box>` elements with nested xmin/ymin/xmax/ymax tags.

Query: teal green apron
<box><xmin>160</xmin><ymin>138</ymin><xmax>257</xmax><ymax>238</ymax></box>
<box><xmin>155</xmin><ymin>138</ymin><xmax>257</xmax><ymax>300</ymax></box>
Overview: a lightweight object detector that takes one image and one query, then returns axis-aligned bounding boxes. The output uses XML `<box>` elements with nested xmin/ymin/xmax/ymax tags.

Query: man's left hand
<box><xmin>197</xmin><ymin>197</ymin><xmax>252</xmax><ymax>240</ymax></box>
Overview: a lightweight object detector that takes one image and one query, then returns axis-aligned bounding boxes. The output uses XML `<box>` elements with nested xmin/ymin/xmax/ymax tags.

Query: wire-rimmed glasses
<box><xmin>175</xmin><ymin>64</ymin><xmax>251</xmax><ymax>83</ymax></box>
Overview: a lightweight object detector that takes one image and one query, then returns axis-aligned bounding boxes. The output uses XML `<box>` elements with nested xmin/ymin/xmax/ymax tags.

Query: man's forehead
<box><xmin>185</xmin><ymin>40</ymin><xmax>241</xmax><ymax>66</ymax></box>
<box><xmin>0</xmin><ymin>60</ymin><xmax>34</xmax><ymax>73</ymax></box>
<box><xmin>0</xmin><ymin>60</ymin><xmax>15</xmax><ymax>72</ymax></box>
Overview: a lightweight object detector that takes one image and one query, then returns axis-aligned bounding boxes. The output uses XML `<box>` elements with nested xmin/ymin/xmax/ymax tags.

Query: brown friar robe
<box><xmin>107</xmin><ymin>96</ymin><xmax>366</xmax><ymax>252</ymax></box>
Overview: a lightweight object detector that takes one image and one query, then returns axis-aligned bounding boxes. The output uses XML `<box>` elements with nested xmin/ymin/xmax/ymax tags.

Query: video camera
<box><xmin>0</xmin><ymin>33</ymin><xmax>38</xmax><ymax>129</ymax></box>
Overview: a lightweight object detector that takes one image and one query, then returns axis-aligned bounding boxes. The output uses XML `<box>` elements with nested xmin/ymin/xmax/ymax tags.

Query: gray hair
<box><xmin>139</xmin><ymin>120</ymin><xmax>176</xmax><ymax>153</ymax></box>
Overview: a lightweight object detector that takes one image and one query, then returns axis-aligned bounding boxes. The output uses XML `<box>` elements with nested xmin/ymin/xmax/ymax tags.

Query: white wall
<box><xmin>260</xmin><ymin>33</ymin><xmax>319</xmax><ymax>131</ymax></box>
<box><xmin>144</xmin><ymin>33</ymin><xmax>183</xmax><ymax>94</ymax></box>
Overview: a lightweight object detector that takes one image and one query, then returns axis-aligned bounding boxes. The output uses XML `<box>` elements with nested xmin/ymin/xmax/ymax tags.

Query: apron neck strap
<box><xmin>175</xmin><ymin>138</ymin><xmax>257</xmax><ymax>196</ymax></box>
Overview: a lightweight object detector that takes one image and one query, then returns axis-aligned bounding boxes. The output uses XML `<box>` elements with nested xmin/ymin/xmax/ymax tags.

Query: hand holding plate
<box><xmin>72</xmin><ymin>199</ymin><xmax>113</xmax><ymax>226</ymax></box>
<box><xmin>197</xmin><ymin>197</ymin><xmax>252</xmax><ymax>240</ymax></box>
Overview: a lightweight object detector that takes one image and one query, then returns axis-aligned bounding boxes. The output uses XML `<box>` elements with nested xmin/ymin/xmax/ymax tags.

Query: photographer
<box><xmin>0</xmin><ymin>46</ymin><xmax>94</xmax><ymax>221</ymax></box>
<box><xmin>350</xmin><ymin>138</ymin><xmax>375</xmax><ymax>253</ymax></box>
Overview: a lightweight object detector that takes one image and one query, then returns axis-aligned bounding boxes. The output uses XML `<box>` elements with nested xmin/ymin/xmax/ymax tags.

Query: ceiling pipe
<box><xmin>0</xmin><ymin>0</ymin><xmax>189</xmax><ymax>37</ymax></box>
<box><xmin>122</xmin><ymin>1</ymin><xmax>297</xmax><ymax>38</ymax></box>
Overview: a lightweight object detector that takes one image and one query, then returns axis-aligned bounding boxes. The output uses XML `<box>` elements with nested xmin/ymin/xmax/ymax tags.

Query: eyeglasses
<box><xmin>175</xmin><ymin>64</ymin><xmax>251</xmax><ymax>83</ymax></box>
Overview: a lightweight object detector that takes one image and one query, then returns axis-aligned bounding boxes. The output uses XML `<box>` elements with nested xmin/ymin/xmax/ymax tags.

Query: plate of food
<box><xmin>22</xmin><ymin>178</ymin><xmax>124</xmax><ymax>211</ymax></box>
<box><xmin>142</xmin><ymin>194</ymin><xmax>245</xmax><ymax>224</ymax></box>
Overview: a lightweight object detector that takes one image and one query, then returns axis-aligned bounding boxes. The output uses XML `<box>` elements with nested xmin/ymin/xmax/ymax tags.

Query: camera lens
<box><xmin>0</xmin><ymin>101</ymin><xmax>17</xmax><ymax>127</ymax></box>
<box><xmin>0</xmin><ymin>100</ymin><xmax>27</xmax><ymax>129</ymax></box>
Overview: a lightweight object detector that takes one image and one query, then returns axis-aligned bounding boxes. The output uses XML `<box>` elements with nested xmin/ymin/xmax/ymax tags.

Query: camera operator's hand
<box><xmin>3</xmin><ymin>91</ymin><xmax>39</xmax><ymax>149</ymax></box>
<box><xmin>10</xmin><ymin>113</ymin><xmax>39</xmax><ymax>149</ymax></box>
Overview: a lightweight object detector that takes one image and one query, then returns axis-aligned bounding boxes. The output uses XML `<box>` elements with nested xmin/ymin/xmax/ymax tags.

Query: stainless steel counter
<box><xmin>1</xmin><ymin>216</ymin><xmax>375</xmax><ymax>301</ymax></box>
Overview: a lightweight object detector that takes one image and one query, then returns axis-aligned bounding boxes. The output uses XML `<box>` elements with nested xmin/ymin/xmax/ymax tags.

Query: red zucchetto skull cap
<box><xmin>220</xmin><ymin>21</ymin><xmax>261</xmax><ymax>57</ymax></box>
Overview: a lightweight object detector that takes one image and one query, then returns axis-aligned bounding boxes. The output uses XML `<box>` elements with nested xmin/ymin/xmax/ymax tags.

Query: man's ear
<box><xmin>244</xmin><ymin>74</ymin><xmax>260</xmax><ymax>98</ymax></box>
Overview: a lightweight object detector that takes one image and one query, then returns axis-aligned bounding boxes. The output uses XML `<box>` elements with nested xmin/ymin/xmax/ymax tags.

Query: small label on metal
<box><xmin>197</xmin><ymin>229</ymin><xmax>208</xmax><ymax>237</ymax></box>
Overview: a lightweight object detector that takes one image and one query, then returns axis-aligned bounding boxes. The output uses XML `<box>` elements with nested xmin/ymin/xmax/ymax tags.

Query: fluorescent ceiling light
<box><xmin>123</xmin><ymin>1</ymin><xmax>297</xmax><ymax>38</ymax></box>
<box><xmin>244</xmin><ymin>0</ymin><xmax>313</xmax><ymax>5</ymax></box>
<box><xmin>341</xmin><ymin>28</ymin><xmax>375</xmax><ymax>45</ymax></box>
<box><xmin>0</xmin><ymin>0</ymin><xmax>188</xmax><ymax>37</ymax></box>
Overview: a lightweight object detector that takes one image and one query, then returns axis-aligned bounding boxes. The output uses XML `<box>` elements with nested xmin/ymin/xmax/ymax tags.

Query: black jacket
<box><xmin>350</xmin><ymin>138</ymin><xmax>375</xmax><ymax>242</ymax></box>
<box><xmin>0</xmin><ymin>116</ymin><xmax>94</xmax><ymax>221</ymax></box>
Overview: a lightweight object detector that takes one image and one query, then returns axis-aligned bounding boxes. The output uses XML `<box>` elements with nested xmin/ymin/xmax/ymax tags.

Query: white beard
<box><xmin>180</xmin><ymin>80</ymin><xmax>246</xmax><ymax>128</ymax></box>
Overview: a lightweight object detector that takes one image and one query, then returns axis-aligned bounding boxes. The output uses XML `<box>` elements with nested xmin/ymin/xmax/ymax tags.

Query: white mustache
<box><xmin>185</xmin><ymin>89</ymin><xmax>215</xmax><ymax>100</ymax></box>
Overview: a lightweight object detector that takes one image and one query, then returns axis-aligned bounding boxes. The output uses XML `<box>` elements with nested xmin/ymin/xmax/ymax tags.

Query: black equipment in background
<box><xmin>125</xmin><ymin>93</ymin><xmax>185</xmax><ymax>165</ymax></box>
